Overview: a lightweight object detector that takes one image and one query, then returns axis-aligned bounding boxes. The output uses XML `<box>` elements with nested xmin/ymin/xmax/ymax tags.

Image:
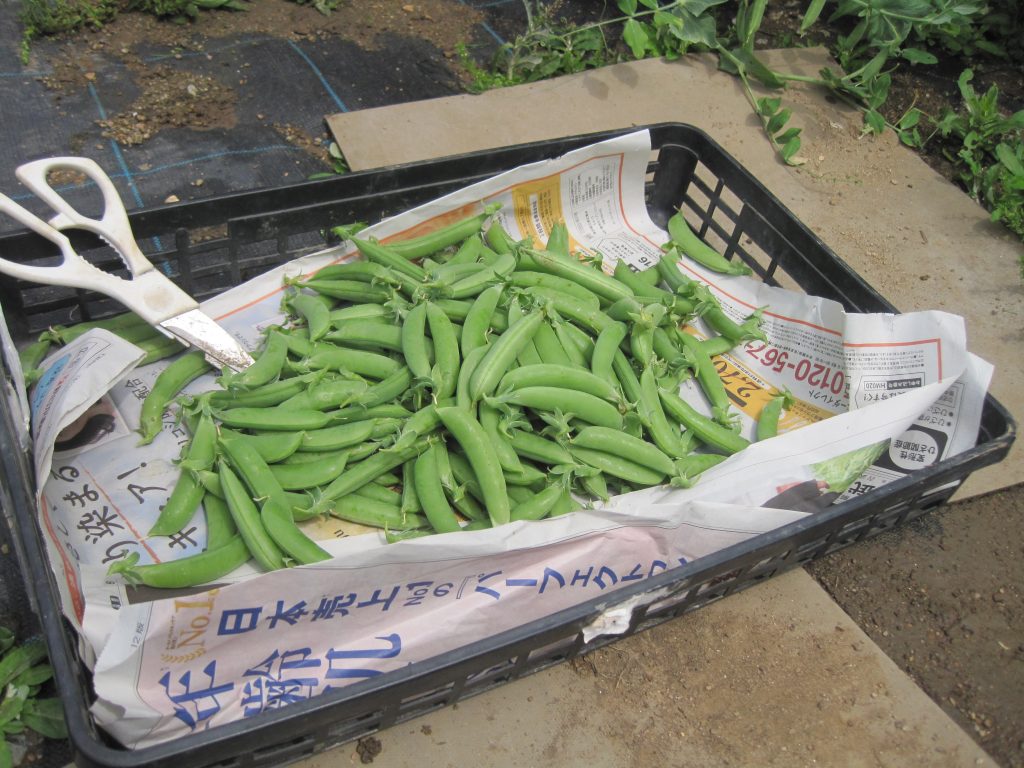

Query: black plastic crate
<box><xmin>0</xmin><ymin>123</ymin><xmax>1015</xmax><ymax>768</ymax></box>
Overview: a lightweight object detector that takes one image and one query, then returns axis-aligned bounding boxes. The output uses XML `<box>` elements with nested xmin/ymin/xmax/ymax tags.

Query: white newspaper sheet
<box><xmin>6</xmin><ymin>130</ymin><xmax>993</xmax><ymax>749</ymax></box>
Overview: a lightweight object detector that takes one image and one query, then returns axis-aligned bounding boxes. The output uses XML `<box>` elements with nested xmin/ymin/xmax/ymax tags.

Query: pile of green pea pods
<box><xmin>100</xmin><ymin>208</ymin><xmax>792</xmax><ymax>589</ymax></box>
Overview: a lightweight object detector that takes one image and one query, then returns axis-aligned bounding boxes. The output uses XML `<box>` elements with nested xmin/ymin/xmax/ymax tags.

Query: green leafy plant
<box><xmin>308</xmin><ymin>141</ymin><xmax>350</xmax><ymax>181</ymax></box>
<box><xmin>0</xmin><ymin>628</ymin><xmax>67</xmax><ymax>768</ymax></box>
<box><xmin>934</xmin><ymin>70</ymin><xmax>1024</xmax><ymax>256</ymax></box>
<box><xmin>129</xmin><ymin>0</ymin><xmax>248</xmax><ymax>22</ymax></box>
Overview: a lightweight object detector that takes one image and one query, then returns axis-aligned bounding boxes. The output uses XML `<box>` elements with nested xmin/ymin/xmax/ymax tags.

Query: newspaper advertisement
<box><xmin>9</xmin><ymin>130</ymin><xmax>992</xmax><ymax>749</ymax></box>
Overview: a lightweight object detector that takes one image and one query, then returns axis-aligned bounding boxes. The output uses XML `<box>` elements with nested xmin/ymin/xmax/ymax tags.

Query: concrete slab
<box><xmin>327</xmin><ymin>48</ymin><xmax>1023</xmax><ymax>500</ymax></box>
<box><xmin>311</xmin><ymin>48</ymin><xmax>1010</xmax><ymax>767</ymax></box>
<box><xmin>297</xmin><ymin>570</ymin><xmax>996</xmax><ymax>768</ymax></box>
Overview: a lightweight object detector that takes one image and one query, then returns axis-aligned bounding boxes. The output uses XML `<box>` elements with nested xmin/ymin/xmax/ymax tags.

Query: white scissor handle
<box><xmin>0</xmin><ymin>191</ymin><xmax>196</xmax><ymax>325</ymax></box>
<box><xmin>15</xmin><ymin>156</ymin><xmax>154</xmax><ymax>278</ymax></box>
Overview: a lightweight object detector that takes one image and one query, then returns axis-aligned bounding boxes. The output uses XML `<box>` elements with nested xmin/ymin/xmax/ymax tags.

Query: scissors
<box><xmin>0</xmin><ymin>157</ymin><xmax>254</xmax><ymax>372</ymax></box>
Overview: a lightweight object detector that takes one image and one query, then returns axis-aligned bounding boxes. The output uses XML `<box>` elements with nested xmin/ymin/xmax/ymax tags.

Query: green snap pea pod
<box><xmin>551</xmin><ymin>317</ymin><xmax>591</xmax><ymax>368</ymax></box>
<box><xmin>332</xmin><ymin>401</ymin><xmax>413</xmax><ymax>424</ymax></box>
<box><xmin>672</xmin><ymin>453</ymin><xmax>728</xmax><ymax>486</ymax></box>
<box><xmin>569</xmin><ymin>445</ymin><xmax>666</xmax><ymax>486</ymax></box>
<box><xmin>385</xmin><ymin>528</ymin><xmax>433</xmax><ymax>543</ymax></box>
<box><xmin>485</xmin><ymin>221</ymin><xmax>517</xmax><ymax>254</ymax></box>
<box><xmin>386</xmin><ymin>204</ymin><xmax>501</xmax><ymax>260</ymax></box>
<box><xmin>297</xmin><ymin>419</ymin><xmax>376</xmax><ymax>452</ymax></box>
<box><xmin>261</xmin><ymin>497</ymin><xmax>330</xmax><ymax>564</ymax></box>
<box><xmin>319</xmin><ymin>438</ymin><xmax>430</xmax><ymax>502</ymax></box>
<box><xmin>220</xmin><ymin>428</ymin><xmax>304</xmax><ymax>464</ymax></box>
<box><xmin>446</xmin><ymin>450</ymin><xmax>484</xmax><ymax>502</ymax></box>
<box><xmin>281</xmin><ymin>449</ymin><xmax>345</xmax><ymax>466</ymax></box>
<box><xmin>330</xmin><ymin>496</ymin><xmax>426</xmax><ymax>530</ymax></box>
<box><xmin>215</xmin><ymin>406</ymin><xmax>332</xmax><ymax>431</ymax></box>
<box><xmin>329</xmin><ymin>303</ymin><xmax>390</xmax><ymax>326</ymax></box>
<box><xmin>666</xmin><ymin>212</ymin><xmax>753</xmax><ymax>276</ymax></box>
<box><xmin>604</xmin><ymin>295</ymin><xmax>644</xmax><ymax>323</ymax></box>
<box><xmin>426</xmin><ymin>302</ymin><xmax>460</xmax><ymax>400</ymax></box>
<box><xmin>461</xmin><ymin>284</ymin><xmax>503</xmax><ymax>356</ymax></box>
<box><xmin>108</xmin><ymin>537</ymin><xmax>251</xmax><ymax>589</ymax></box>
<box><xmin>431</xmin><ymin>299</ymin><xmax>472</xmax><ymax>324</ymax></box>
<box><xmin>44</xmin><ymin>310</ymin><xmax>149</xmax><ymax>345</ymax></box>
<box><xmin>523</xmin><ymin>249</ymin><xmax>634</xmax><ymax>305</ymax></box>
<box><xmin>303</xmin><ymin>278</ymin><xmax>392</xmax><ymax>304</ymax></box>
<box><xmin>493</xmin><ymin>387</ymin><xmax>624</xmax><ymax>430</ymax></box>
<box><xmin>673</xmin><ymin>329</ymin><xmax>733</xmax><ymax>425</ymax></box>
<box><xmin>351</xmin><ymin>236</ymin><xmax>426</xmax><ymax>280</ymax></box>
<box><xmin>468</xmin><ymin>311</ymin><xmax>544</xmax><ymax>401</ymax></box>
<box><xmin>498</xmin><ymin>364</ymin><xmax>621</xmax><ymax>404</ymax></box>
<box><xmin>355</xmin><ymin>366</ymin><xmax>414</xmax><ymax>409</ymax></box>
<box><xmin>148</xmin><ymin>413</ymin><xmax>217</xmax><ymax>536</ymax></box>
<box><xmin>524</xmin><ymin>285</ymin><xmax>602</xmax><ymax>315</ymax></box>
<box><xmin>269</xmin><ymin>451</ymin><xmax>350</xmax><ymax>490</ymax></box>
<box><xmin>612</xmin><ymin>260</ymin><xmax>672</xmax><ymax>300</ymax></box>
<box><xmin>702</xmin><ymin>302</ymin><xmax>767</xmax><ymax>344</ymax></box>
<box><xmin>658</xmin><ymin>388</ymin><xmax>751</xmax><ymax>455</ymax></box>
<box><xmin>507</xmin><ymin>299</ymin><xmax>543</xmax><ymax>367</ymax></box>
<box><xmin>506</xmin><ymin>484</ymin><xmax>535</xmax><ymax>505</ymax></box>
<box><xmin>545</xmin><ymin>222</ymin><xmax>571</xmax><ymax>258</ymax></box>
<box><xmin>478</xmin><ymin>402</ymin><xmax>523</xmax><ymax>473</ymax></box>
<box><xmin>653</xmin><ymin>327</ymin><xmax>689</xmax><ymax>373</ymax></box>
<box><xmin>506</xmin><ymin>429</ymin><xmax>574</xmax><ymax>466</ymax></box>
<box><xmin>136</xmin><ymin>334</ymin><xmax>187</xmax><ymax>366</ymax></box>
<box><xmin>448</xmin><ymin>252</ymin><xmax>516</xmax><ymax>300</ymax></box>
<box><xmin>195</xmin><ymin>470</ymin><xmax>224</xmax><ymax>499</ymax></box>
<box><xmin>656</xmin><ymin>247</ymin><xmax>695</xmax><ymax>294</ymax></box>
<box><xmin>277</xmin><ymin>377</ymin><xmax>368</xmax><ymax>411</ymax></box>
<box><xmin>302</xmin><ymin>344</ymin><xmax>401</xmax><ymax>380</ymax></box>
<box><xmin>476</xmin><ymin>243</ymin><xmax>502</xmax><ymax>266</ymax></box>
<box><xmin>218</xmin><ymin>461</ymin><xmax>287</xmax><ymax>571</ymax></box>
<box><xmin>345</xmin><ymin>440</ymin><xmax>382</xmax><ymax>463</ymax></box>
<box><xmin>372</xmin><ymin>470</ymin><xmax>402</xmax><ymax>487</ymax></box>
<box><xmin>612</xmin><ymin>350</ymin><xmax>642</xmax><ymax>405</ymax></box>
<box><xmin>502</xmin><ymin>459</ymin><xmax>547</xmax><ymax>489</ymax></box>
<box><xmin>445</xmin><ymin>233</ymin><xmax>484</xmax><ymax>265</ymax></box>
<box><xmin>531</xmin><ymin>320</ymin><xmax>573</xmax><ymax>367</ymax></box>
<box><xmin>413</xmin><ymin>445</ymin><xmax>461</xmax><ymax>534</ymax></box>
<box><xmin>208</xmin><ymin>371</ymin><xmax>321</xmax><ymax>408</ymax></box>
<box><xmin>522</xmin><ymin>289</ymin><xmax>614</xmax><ymax>335</ymax></box>
<box><xmin>281</xmin><ymin>330</ymin><xmax>314</xmax><ymax>359</ymax></box>
<box><xmin>507</xmin><ymin>271</ymin><xmax>601</xmax><ymax>306</ymax></box>
<box><xmin>456</xmin><ymin>344</ymin><xmax>488</xmax><ymax>410</ymax></box>
<box><xmin>400</xmin><ymin>458</ymin><xmax>421</xmax><ymax>516</ymax></box>
<box><xmin>591</xmin><ymin>322</ymin><xmax>629</xmax><ymax>387</ymax></box>
<box><xmin>287</xmin><ymin>291</ymin><xmax>332</xmax><ymax>341</ymax></box>
<box><xmin>451</xmin><ymin>486</ymin><xmax>487</xmax><ymax>522</ymax></box>
<box><xmin>756</xmin><ymin>391</ymin><xmax>793</xmax><ymax>441</ymax></box>
<box><xmin>700</xmin><ymin>335</ymin><xmax>735</xmax><ymax>358</ymax></box>
<box><xmin>218</xmin><ymin>434</ymin><xmax>293</xmax><ymax>507</ymax></box>
<box><xmin>324</xmin><ymin>322</ymin><xmax>403</xmax><ymax>353</ymax></box>
<box><xmin>638</xmin><ymin>366</ymin><xmax>690</xmax><ymax>459</ymax></box>
<box><xmin>391</xmin><ymin>403</ymin><xmax>444</xmax><ymax>451</ymax></box>
<box><xmin>430</xmin><ymin>262</ymin><xmax>490</xmax><ymax>284</ymax></box>
<box><xmin>203</xmin><ymin>492</ymin><xmax>237</xmax><ymax>550</ymax></box>
<box><xmin>572</xmin><ymin>426</ymin><xmax>676</xmax><ymax>476</ymax></box>
<box><xmin>19</xmin><ymin>338</ymin><xmax>51</xmax><ymax>385</ymax></box>
<box><xmin>549</xmin><ymin>488</ymin><xmax>580</xmax><ymax>517</ymax></box>
<box><xmin>196</xmin><ymin>470</ymin><xmax>310</xmax><ymax>517</ymax></box>
<box><xmin>311</xmin><ymin>260</ymin><xmax>398</xmax><ymax>284</ymax></box>
<box><xmin>510</xmin><ymin>483</ymin><xmax>566</xmax><ymax>522</ymax></box>
<box><xmin>579</xmin><ymin>471</ymin><xmax>609</xmax><ymax>501</ymax></box>
<box><xmin>138</xmin><ymin>350</ymin><xmax>212</xmax><ymax>445</ymax></box>
<box><xmin>354</xmin><ymin>482</ymin><xmax>402</xmax><ymax>506</ymax></box>
<box><xmin>436</xmin><ymin>407</ymin><xmax>510</xmax><ymax>526</ymax></box>
<box><xmin>401</xmin><ymin>302</ymin><xmax>432</xmax><ymax>380</ymax></box>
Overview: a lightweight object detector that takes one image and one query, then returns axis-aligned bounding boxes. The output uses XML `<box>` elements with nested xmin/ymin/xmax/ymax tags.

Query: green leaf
<box><xmin>781</xmin><ymin>136</ymin><xmax>803</xmax><ymax>165</ymax></box>
<box><xmin>0</xmin><ymin>629</ymin><xmax>13</xmax><ymax>656</ymax></box>
<box><xmin>622</xmin><ymin>19</ymin><xmax>651</xmax><ymax>58</ymax></box>
<box><xmin>901</xmin><ymin>47</ymin><xmax>938</xmax><ymax>64</ymax></box>
<box><xmin>638</xmin><ymin>0</ymin><xmax>660</xmax><ymax>8</ymax></box>
<box><xmin>996</xmin><ymin>143</ymin><xmax>1024</xmax><ymax>177</ymax></box>
<box><xmin>617</xmin><ymin>0</ymin><xmax>638</xmax><ymax>14</ymax></box>
<box><xmin>0</xmin><ymin>738</ymin><xmax>11</xmax><ymax>768</ymax></box>
<box><xmin>727</xmin><ymin>47</ymin><xmax>786</xmax><ymax>89</ymax></box>
<box><xmin>766</xmin><ymin>107</ymin><xmax>792</xmax><ymax>135</ymax></box>
<box><xmin>0</xmin><ymin>639</ymin><xmax>47</xmax><ymax>689</ymax></box>
<box><xmin>800</xmin><ymin>0</ymin><xmax>827</xmax><ymax>32</ymax></box>
<box><xmin>898</xmin><ymin>108</ymin><xmax>921</xmax><ymax>129</ymax></box>
<box><xmin>14</xmin><ymin>663</ymin><xmax>53</xmax><ymax>687</ymax></box>
<box><xmin>775</xmin><ymin>127</ymin><xmax>801</xmax><ymax>144</ymax></box>
<box><xmin>863</xmin><ymin>109</ymin><xmax>886</xmax><ymax>135</ymax></box>
<box><xmin>21</xmin><ymin>698</ymin><xmax>67</xmax><ymax>740</ymax></box>
<box><xmin>756</xmin><ymin>96</ymin><xmax>781</xmax><ymax>116</ymax></box>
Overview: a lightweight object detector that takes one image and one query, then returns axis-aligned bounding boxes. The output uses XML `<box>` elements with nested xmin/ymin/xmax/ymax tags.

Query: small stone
<box><xmin>164</xmin><ymin>194</ymin><xmax>180</xmax><ymax>204</ymax></box>
<box><xmin>84</xmin><ymin>71</ymin><xmax>95</xmax><ymax>80</ymax></box>
<box><xmin>402</xmin><ymin>3</ymin><xmax>415</xmax><ymax>10</ymax></box>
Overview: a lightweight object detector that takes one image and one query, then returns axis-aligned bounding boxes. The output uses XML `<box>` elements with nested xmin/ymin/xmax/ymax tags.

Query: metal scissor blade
<box><xmin>159</xmin><ymin>309</ymin><xmax>254</xmax><ymax>372</ymax></box>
